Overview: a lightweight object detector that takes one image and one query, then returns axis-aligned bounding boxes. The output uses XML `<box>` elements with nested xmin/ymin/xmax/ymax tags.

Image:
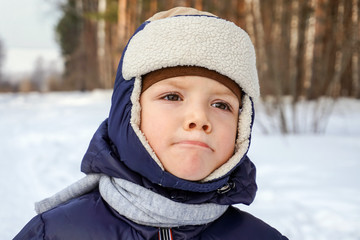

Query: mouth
<box><xmin>175</xmin><ymin>140</ymin><xmax>213</xmax><ymax>151</ymax></box>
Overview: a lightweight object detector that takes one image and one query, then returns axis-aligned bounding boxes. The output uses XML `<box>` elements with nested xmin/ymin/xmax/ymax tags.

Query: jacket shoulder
<box><xmin>14</xmin><ymin>191</ymin><xmax>147</xmax><ymax>240</ymax></box>
<box><xmin>201</xmin><ymin>206</ymin><xmax>288</xmax><ymax>240</ymax></box>
<box><xmin>13</xmin><ymin>214</ymin><xmax>45</xmax><ymax>240</ymax></box>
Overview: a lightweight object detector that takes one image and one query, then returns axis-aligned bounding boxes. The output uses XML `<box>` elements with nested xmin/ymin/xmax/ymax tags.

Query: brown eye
<box><xmin>211</xmin><ymin>102</ymin><xmax>231</xmax><ymax>111</ymax></box>
<box><xmin>163</xmin><ymin>94</ymin><xmax>181</xmax><ymax>101</ymax></box>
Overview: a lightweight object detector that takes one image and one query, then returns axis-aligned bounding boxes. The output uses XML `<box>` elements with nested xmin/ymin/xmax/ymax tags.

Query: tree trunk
<box><xmin>303</xmin><ymin>0</ymin><xmax>316</xmax><ymax>99</ymax></box>
<box><xmin>251</xmin><ymin>0</ymin><xmax>267</xmax><ymax>93</ymax></box>
<box><xmin>236</xmin><ymin>0</ymin><xmax>247</xmax><ymax>29</ymax></box>
<box><xmin>97</xmin><ymin>0</ymin><xmax>109</xmax><ymax>88</ymax></box>
<box><xmin>195</xmin><ymin>0</ymin><xmax>203</xmax><ymax>10</ymax></box>
<box><xmin>118</xmin><ymin>0</ymin><xmax>127</xmax><ymax>51</ymax></box>
<box><xmin>289</xmin><ymin>0</ymin><xmax>299</xmax><ymax>99</ymax></box>
<box><xmin>311</xmin><ymin>0</ymin><xmax>327</xmax><ymax>99</ymax></box>
<box><xmin>150</xmin><ymin>0</ymin><xmax>158</xmax><ymax>16</ymax></box>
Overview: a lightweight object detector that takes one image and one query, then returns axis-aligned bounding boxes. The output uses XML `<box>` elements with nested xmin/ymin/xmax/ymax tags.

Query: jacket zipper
<box><xmin>158</xmin><ymin>228</ymin><xmax>173</xmax><ymax>240</ymax></box>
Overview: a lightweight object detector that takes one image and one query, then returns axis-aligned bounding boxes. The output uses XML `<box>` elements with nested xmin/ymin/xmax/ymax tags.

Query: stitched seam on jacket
<box><xmin>39</xmin><ymin>214</ymin><xmax>46</xmax><ymax>240</ymax></box>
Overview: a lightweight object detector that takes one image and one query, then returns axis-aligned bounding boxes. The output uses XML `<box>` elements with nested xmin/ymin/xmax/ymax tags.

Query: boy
<box><xmin>14</xmin><ymin>7</ymin><xmax>288</xmax><ymax>239</ymax></box>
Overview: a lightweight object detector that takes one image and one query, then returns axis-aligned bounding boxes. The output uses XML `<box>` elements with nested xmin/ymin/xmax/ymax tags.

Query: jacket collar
<box><xmin>81</xmin><ymin>120</ymin><xmax>257</xmax><ymax>205</ymax></box>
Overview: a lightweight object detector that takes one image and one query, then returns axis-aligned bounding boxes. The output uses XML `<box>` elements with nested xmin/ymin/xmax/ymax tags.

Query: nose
<box><xmin>183</xmin><ymin>107</ymin><xmax>212</xmax><ymax>133</ymax></box>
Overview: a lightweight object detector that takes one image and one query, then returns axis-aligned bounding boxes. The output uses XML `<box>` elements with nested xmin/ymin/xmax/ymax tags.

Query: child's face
<box><xmin>140</xmin><ymin>76</ymin><xmax>239</xmax><ymax>181</ymax></box>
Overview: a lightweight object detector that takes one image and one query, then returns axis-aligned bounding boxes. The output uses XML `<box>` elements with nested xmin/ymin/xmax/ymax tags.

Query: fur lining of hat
<box><xmin>122</xmin><ymin>15</ymin><xmax>260</xmax><ymax>99</ymax></box>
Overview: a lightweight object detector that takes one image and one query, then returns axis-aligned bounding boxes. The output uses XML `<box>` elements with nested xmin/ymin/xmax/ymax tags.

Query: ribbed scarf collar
<box><xmin>35</xmin><ymin>174</ymin><xmax>228</xmax><ymax>228</ymax></box>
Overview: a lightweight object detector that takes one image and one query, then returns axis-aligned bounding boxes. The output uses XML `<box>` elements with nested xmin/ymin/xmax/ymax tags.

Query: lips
<box><xmin>175</xmin><ymin>140</ymin><xmax>213</xmax><ymax>151</ymax></box>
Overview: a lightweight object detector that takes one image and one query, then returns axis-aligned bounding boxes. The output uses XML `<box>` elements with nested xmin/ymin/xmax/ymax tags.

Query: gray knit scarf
<box><xmin>35</xmin><ymin>174</ymin><xmax>228</xmax><ymax>227</ymax></box>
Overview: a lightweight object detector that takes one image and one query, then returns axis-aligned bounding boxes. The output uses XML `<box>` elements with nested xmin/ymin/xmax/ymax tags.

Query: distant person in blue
<box><xmin>15</xmin><ymin>7</ymin><xmax>288</xmax><ymax>240</ymax></box>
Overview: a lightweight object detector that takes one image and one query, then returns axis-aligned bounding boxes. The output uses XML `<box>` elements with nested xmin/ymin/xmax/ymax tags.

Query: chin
<box><xmin>171</xmin><ymin>168</ymin><xmax>210</xmax><ymax>181</ymax></box>
<box><xmin>161</xmin><ymin>154</ymin><xmax>213</xmax><ymax>181</ymax></box>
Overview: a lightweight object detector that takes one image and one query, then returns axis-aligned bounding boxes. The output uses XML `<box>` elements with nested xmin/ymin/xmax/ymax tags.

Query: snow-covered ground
<box><xmin>1</xmin><ymin>90</ymin><xmax>359</xmax><ymax>240</ymax></box>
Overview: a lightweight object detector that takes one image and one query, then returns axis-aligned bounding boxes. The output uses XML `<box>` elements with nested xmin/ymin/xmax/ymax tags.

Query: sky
<box><xmin>0</xmin><ymin>0</ymin><xmax>63</xmax><ymax>75</ymax></box>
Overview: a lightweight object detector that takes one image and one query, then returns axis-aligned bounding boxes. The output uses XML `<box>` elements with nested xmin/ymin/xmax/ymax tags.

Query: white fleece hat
<box><xmin>124</xmin><ymin>7</ymin><xmax>259</xmax><ymax>181</ymax></box>
<box><xmin>123</xmin><ymin>7</ymin><xmax>259</xmax><ymax>99</ymax></box>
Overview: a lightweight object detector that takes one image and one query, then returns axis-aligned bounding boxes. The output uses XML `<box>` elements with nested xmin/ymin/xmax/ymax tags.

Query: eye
<box><xmin>162</xmin><ymin>93</ymin><xmax>182</xmax><ymax>101</ymax></box>
<box><xmin>211</xmin><ymin>101</ymin><xmax>231</xmax><ymax>111</ymax></box>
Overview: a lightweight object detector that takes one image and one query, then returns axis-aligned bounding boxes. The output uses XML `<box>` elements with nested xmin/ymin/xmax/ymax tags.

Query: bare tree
<box><xmin>97</xmin><ymin>0</ymin><xmax>112</xmax><ymax>88</ymax></box>
<box><xmin>30</xmin><ymin>57</ymin><xmax>47</xmax><ymax>92</ymax></box>
<box><xmin>118</xmin><ymin>0</ymin><xmax>127</xmax><ymax>51</ymax></box>
<box><xmin>0</xmin><ymin>37</ymin><xmax>4</xmax><ymax>82</ymax></box>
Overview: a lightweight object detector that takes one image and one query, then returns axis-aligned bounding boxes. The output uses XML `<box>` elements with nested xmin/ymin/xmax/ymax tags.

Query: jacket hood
<box><xmin>106</xmin><ymin>8</ymin><xmax>258</xmax><ymax>199</ymax></box>
<box><xmin>81</xmin><ymin>120</ymin><xmax>257</xmax><ymax>205</ymax></box>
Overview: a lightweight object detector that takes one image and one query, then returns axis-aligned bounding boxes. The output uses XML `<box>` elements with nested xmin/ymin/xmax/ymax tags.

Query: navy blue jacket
<box><xmin>15</xmin><ymin>14</ymin><xmax>288</xmax><ymax>239</ymax></box>
<box><xmin>15</xmin><ymin>192</ymin><xmax>286</xmax><ymax>240</ymax></box>
<box><xmin>14</xmin><ymin>121</ymin><xmax>288</xmax><ymax>240</ymax></box>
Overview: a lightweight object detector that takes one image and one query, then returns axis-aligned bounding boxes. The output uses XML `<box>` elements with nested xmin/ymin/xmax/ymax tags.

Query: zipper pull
<box><xmin>158</xmin><ymin>228</ymin><xmax>173</xmax><ymax>240</ymax></box>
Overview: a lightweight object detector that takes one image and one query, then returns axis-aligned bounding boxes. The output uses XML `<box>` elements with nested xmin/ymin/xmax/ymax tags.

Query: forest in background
<box><xmin>48</xmin><ymin>0</ymin><xmax>360</xmax><ymax>98</ymax></box>
<box><xmin>1</xmin><ymin>0</ymin><xmax>359</xmax><ymax>98</ymax></box>
<box><xmin>0</xmin><ymin>0</ymin><xmax>359</xmax><ymax>133</ymax></box>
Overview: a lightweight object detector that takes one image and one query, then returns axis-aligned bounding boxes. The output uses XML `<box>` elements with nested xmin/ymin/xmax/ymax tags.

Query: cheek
<box><xmin>222</xmin><ymin>129</ymin><xmax>237</xmax><ymax>150</ymax></box>
<box><xmin>140</xmin><ymin>108</ymin><xmax>156</xmax><ymax>136</ymax></box>
<box><xmin>140</xmin><ymin>106</ymin><xmax>168</xmax><ymax>150</ymax></box>
<box><xmin>217</xmin><ymin>117</ymin><xmax>238</xmax><ymax>153</ymax></box>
